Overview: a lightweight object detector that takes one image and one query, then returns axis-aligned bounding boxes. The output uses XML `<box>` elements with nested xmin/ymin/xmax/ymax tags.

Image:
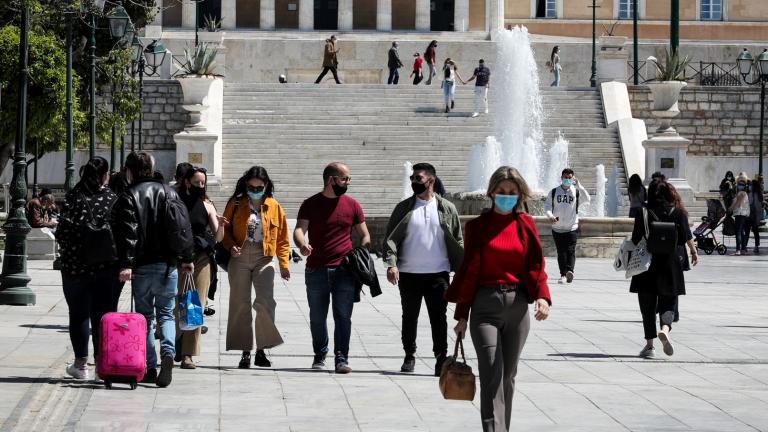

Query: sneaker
<box><xmin>335</xmin><ymin>362</ymin><xmax>352</xmax><ymax>374</ymax></box>
<box><xmin>638</xmin><ymin>346</ymin><xmax>655</xmax><ymax>359</ymax></box>
<box><xmin>434</xmin><ymin>353</ymin><xmax>447</xmax><ymax>377</ymax></box>
<box><xmin>238</xmin><ymin>352</ymin><xmax>251</xmax><ymax>369</ymax></box>
<box><xmin>141</xmin><ymin>368</ymin><xmax>157</xmax><ymax>384</ymax></box>
<box><xmin>451</xmin><ymin>100</ymin><xmax>455</xmax><ymax>109</ymax></box>
<box><xmin>400</xmin><ymin>355</ymin><xmax>415</xmax><ymax>373</ymax></box>
<box><xmin>66</xmin><ymin>363</ymin><xmax>90</xmax><ymax>380</ymax></box>
<box><xmin>566</xmin><ymin>271</ymin><xmax>574</xmax><ymax>283</ymax></box>
<box><xmin>732</xmin><ymin>250</ymin><xmax>742</xmax><ymax>256</ymax></box>
<box><xmin>658</xmin><ymin>330</ymin><xmax>674</xmax><ymax>356</ymax></box>
<box><xmin>558</xmin><ymin>276</ymin><xmax>566</xmax><ymax>284</ymax></box>
<box><xmin>253</xmin><ymin>350</ymin><xmax>272</xmax><ymax>368</ymax></box>
<box><xmin>471</xmin><ymin>112</ymin><xmax>479</xmax><ymax>118</ymax></box>
<box><xmin>311</xmin><ymin>355</ymin><xmax>326</xmax><ymax>370</ymax></box>
<box><xmin>445</xmin><ymin>105</ymin><xmax>450</xmax><ymax>113</ymax></box>
<box><xmin>156</xmin><ymin>355</ymin><xmax>174</xmax><ymax>387</ymax></box>
<box><xmin>180</xmin><ymin>356</ymin><xmax>196</xmax><ymax>369</ymax></box>
<box><xmin>754</xmin><ymin>247</ymin><xmax>760</xmax><ymax>255</ymax></box>
<box><xmin>201</xmin><ymin>325</ymin><xmax>209</xmax><ymax>334</ymax></box>
<box><xmin>484</xmin><ymin>109</ymin><xmax>489</xmax><ymax>114</ymax></box>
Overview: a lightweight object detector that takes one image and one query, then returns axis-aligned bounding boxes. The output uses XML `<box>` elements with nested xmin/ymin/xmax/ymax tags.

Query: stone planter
<box><xmin>648</xmin><ymin>80</ymin><xmax>687</xmax><ymax>112</ymax></box>
<box><xmin>648</xmin><ymin>81</ymin><xmax>687</xmax><ymax>134</ymax></box>
<box><xmin>177</xmin><ymin>75</ymin><xmax>218</xmax><ymax>130</ymax></box>
<box><xmin>599</xmin><ymin>35</ymin><xmax>627</xmax><ymax>51</ymax></box>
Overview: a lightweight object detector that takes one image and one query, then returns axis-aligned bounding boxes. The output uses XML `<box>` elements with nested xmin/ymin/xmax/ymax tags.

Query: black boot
<box><xmin>253</xmin><ymin>350</ymin><xmax>272</xmax><ymax>367</ymax></box>
<box><xmin>400</xmin><ymin>355</ymin><xmax>415</xmax><ymax>373</ymax></box>
<box><xmin>238</xmin><ymin>351</ymin><xmax>251</xmax><ymax>369</ymax></box>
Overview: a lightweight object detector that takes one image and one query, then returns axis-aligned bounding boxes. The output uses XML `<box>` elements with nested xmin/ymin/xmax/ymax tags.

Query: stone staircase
<box><xmin>216</xmin><ymin>84</ymin><xmax>628</xmax><ymax>217</ymax></box>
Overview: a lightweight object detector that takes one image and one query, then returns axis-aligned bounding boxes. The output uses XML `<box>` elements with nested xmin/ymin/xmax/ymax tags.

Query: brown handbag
<box><xmin>439</xmin><ymin>339</ymin><xmax>476</xmax><ymax>401</ymax></box>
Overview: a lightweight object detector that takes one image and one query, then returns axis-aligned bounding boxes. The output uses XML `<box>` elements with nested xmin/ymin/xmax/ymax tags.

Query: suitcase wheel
<box><xmin>130</xmin><ymin>378</ymin><xmax>137</xmax><ymax>390</ymax></box>
<box><xmin>104</xmin><ymin>379</ymin><xmax>112</xmax><ymax>390</ymax></box>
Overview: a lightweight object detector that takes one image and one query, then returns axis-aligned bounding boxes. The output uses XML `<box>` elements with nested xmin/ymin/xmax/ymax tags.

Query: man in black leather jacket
<box><xmin>112</xmin><ymin>152</ymin><xmax>194</xmax><ymax>388</ymax></box>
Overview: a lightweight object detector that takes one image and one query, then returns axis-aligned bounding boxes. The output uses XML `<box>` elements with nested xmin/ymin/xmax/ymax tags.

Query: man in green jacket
<box><xmin>383</xmin><ymin>163</ymin><xmax>464</xmax><ymax>376</ymax></box>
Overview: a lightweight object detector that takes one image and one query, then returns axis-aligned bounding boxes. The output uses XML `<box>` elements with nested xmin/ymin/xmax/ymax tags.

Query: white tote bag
<box><xmin>624</xmin><ymin>208</ymin><xmax>652</xmax><ymax>279</ymax></box>
<box><xmin>613</xmin><ymin>237</ymin><xmax>635</xmax><ymax>272</ymax></box>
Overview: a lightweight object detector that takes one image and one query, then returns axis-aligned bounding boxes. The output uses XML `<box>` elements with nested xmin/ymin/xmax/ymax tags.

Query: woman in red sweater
<box><xmin>446</xmin><ymin>166</ymin><xmax>551</xmax><ymax>432</ymax></box>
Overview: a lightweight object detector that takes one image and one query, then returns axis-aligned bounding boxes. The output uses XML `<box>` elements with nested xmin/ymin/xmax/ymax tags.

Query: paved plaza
<box><xmin>1</xmin><ymin>249</ymin><xmax>767</xmax><ymax>431</ymax></box>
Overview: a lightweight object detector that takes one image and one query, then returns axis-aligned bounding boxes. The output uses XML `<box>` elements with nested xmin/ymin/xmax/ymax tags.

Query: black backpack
<box><xmin>551</xmin><ymin>187</ymin><xmax>580</xmax><ymax>213</ymax></box>
<box><xmin>645</xmin><ymin>208</ymin><xmax>678</xmax><ymax>255</ymax></box>
<box><xmin>161</xmin><ymin>186</ymin><xmax>194</xmax><ymax>256</ymax></box>
<box><xmin>78</xmin><ymin>193</ymin><xmax>117</xmax><ymax>265</ymax></box>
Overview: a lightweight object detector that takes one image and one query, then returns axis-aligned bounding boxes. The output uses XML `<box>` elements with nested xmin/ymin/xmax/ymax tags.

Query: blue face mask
<box><xmin>247</xmin><ymin>191</ymin><xmax>264</xmax><ymax>202</ymax></box>
<box><xmin>494</xmin><ymin>194</ymin><xmax>518</xmax><ymax>213</ymax></box>
<box><xmin>562</xmin><ymin>178</ymin><xmax>573</xmax><ymax>187</ymax></box>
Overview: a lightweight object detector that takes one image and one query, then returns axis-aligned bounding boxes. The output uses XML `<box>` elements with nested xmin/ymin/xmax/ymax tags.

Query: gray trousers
<box><xmin>469</xmin><ymin>287</ymin><xmax>530</xmax><ymax>432</ymax></box>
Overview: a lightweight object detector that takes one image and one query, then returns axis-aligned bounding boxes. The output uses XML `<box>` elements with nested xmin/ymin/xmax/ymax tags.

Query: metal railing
<box><xmin>627</xmin><ymin>60</ymin><xmax>750</xmax><ymax>87</ymax></box>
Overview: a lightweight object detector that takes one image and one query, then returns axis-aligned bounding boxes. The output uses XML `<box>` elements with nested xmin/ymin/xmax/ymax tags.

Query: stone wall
<box><xmin>628</xmin><ymin>86</ymin><xmax>763</xmax><ymax>157</ymax></box>
<box><xmin>96</xmin><ymin>80</ymin><xmax>186</xmax><ymax>152</ymax></box>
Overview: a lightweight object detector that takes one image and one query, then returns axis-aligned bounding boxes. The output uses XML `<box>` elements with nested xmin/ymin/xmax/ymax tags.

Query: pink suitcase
<box><xmin>97</xmin><ymin>312</ymin><xmax>147</xmax><ymax>389</ymax></box>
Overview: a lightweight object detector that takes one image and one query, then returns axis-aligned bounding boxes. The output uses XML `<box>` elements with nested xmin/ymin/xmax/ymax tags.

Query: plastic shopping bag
<box><xmin>179</xmin><ymin>274</ymin><xmax>204</xmax><ymax>331</ymax></box>
<box><xmin>613</xmin><ymin>237</ymin><xmax>635</xmax><ymax>272</ymax></box>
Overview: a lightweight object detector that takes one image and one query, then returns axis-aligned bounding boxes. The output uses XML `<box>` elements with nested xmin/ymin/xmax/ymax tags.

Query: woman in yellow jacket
<box><xmin>222</xmin><ymin>166</ymin><xmax>291</xmax><ymax>368</ymax></box>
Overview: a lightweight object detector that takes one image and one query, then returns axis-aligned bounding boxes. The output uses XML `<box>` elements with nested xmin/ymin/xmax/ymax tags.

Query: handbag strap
<box><xmin>453</xmin><ymin>339</ymin><xmax>467</xmax><ymax>363</ymax></box>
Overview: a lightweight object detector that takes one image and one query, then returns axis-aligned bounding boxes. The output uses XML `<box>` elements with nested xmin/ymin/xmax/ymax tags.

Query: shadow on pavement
<box><xmin>19</xmin><ymin>324</ymin><xmax>69</xmax><ymax>332</ymax></box>
<box><xmin>582</xmin><ymin>319</ymin><xmax>642</xmax><ymax>323</ymax></box>
<box><xmin>547</xmin><ymin>353</ymin><xmax>640</xmax><ymax>359</ymax></box>
<box><xmin>193</xmin><ymin>365</ymin><xmax>437</xmax><ymax>377</ymax></box>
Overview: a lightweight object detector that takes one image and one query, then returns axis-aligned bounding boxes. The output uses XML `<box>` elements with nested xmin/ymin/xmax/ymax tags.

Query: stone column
<box><xmin>299</xmin><ymin>0</ymin><xmax>314</xmax><ymax>30</ymax></box>
<box><xmin>261</xmin><ymin>0</ymin><xmax>276</xmax><ymax>29</ymax></box>
<box><xmin>221</xmin><ymin>0</ymin><xmax>236</xmax><ymax>30</ymax></box>
<box><xmin>338</xmin><ymin>0</ymin><xmax>353</xmax><ymax>30</ymax></box>
<box><xmin>488</xmin><ymin>0</ymin><xmax>503</xmax><ymax>34</ymax></box>
<box><xmin>145</xmin><ymin>0</ymin><xmax>163</xmax><ymax>38</ymax></box>
<box><xmin>182</xmin><ymin>0</ymin><xmax>196</xmax><ymax>29</ymax></box>
<box><xmin>415</xmin><ymin>0</ymin><xmax>430</xmax><ymax>31</ymax></box>
<box><xmin>377</xmin><ymin>0</ymin><xmax>392</xmax><ymax>31</ymax></box>
<box><xmin>454</xmin><ymin>0</ymin><xmax>469</xmax><ymax>32</ymax></box>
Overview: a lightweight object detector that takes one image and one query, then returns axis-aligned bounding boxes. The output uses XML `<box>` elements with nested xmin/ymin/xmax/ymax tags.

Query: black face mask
<box><xmin>332</xmin><ymin>183</ymin><xmax>348</xmax><ymax>197</ymax></box>
<box><xmin>188</xmin><ymin>185</ymin><xmax>205</xmax><ymax>200</ymax></box>
<box><xmin>411</xmin><ymin>182</ymin><xmax>427</xmax><ymax>195</ymax></box>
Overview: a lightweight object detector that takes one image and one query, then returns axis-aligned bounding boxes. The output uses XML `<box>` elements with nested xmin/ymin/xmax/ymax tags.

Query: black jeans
<box><xmin>399</xmin><ymin>272</ymin><xmax>449</xmax><ymax>358</ymax></box>
<box><xmin>552</xmin><ymin>230</ymin><xmax>578</xmax><ymax>276</ymax></box>
<box><xmin>62</xmin><ymin>267</ymin><xmax>123</xmax><ymax>358</ymax></box>
<box><xmin>637</xmin><ymin>291</ymin><xmax>676</xmax><ymax>340</ymax></box>
<box><xmin>387</xmin><ymin>67</ymin><xmax>400</xmax><ymax>84</ymax></box>
<box><xmin>315</xmin><ymin>66</ymin><xmax>341</xmax><ymax>84</ymax></box>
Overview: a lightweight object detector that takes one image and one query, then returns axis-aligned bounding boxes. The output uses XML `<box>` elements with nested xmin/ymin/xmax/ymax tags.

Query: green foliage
<box><xmin>652</xmin><ymin>49</ymin><xmax>692</xmax><ymax>81</ymax></box>
<box><xmin>0</xmin><ymin>25</ymin><xmax>86</xmax><ymax>154</ymax></box>
<box><xmin>96</xmin><ymin>47</ymin><xmax>140</xmax><ymax>149</ymax></box>
<box><xmin>202</xmin><ymin>14</ymin><xmax>222</xmax><ymax>32</ymax></box>
<box><xmin>602</xmin><ymin>21</ymin><xmax>622</xmax><ymax>37</ymax></box>
<box><xmin>178</xmin><ymin>43</ymin><xmax>219</xmax><ymax>76</ymax></box>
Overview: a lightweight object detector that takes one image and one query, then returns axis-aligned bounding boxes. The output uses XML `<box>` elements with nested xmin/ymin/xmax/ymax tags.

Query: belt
<box><xmin>480</xmin><ymin>283</ymin><xmax>518</xmax><ymax>293</ymax></box>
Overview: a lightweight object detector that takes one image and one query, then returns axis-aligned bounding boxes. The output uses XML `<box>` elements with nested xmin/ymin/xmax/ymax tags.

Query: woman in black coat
<box><xmin>630</xmin><ymin>180</ymin><xmax>697</xmax><ymax>359</ymax></box>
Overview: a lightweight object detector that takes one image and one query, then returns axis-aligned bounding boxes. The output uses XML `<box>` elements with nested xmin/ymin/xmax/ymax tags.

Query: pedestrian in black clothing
<box><xmin>631</xmin><ymin>180</ymin><xmax>697</xmax><ymax>359</ymax></box>
<box><xmin>387</xmin><ymin>42</ymin><xmax>403</xmax><ymax>85</ymax></box>
<box><xmin>57</xmin><ymin>157</ymin><xmax>121</xmax><ymax>380</ymax></box>
<box><xmin>628</xmin><ymin>174</ymin><xmax>646</xmax><ymax>219</ymax></box>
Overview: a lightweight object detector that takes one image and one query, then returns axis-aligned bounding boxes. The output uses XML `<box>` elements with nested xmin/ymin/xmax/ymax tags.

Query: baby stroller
<box><xmin>693</xmin><ymin>199</ymin><xmax>728</xmax><ymax>255</ymax></box>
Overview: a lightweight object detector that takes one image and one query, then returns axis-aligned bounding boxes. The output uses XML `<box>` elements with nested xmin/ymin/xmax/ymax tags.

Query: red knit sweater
<box><xmin>445</xmin><ymin>211</ymin><xmax>551</xmax><ymax>320</ymax></box>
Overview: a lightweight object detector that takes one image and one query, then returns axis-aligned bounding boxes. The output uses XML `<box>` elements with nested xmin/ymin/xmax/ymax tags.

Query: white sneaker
<box><xmin>638</xmin><ymin>346</ymin><xmax>655</xmax><ymax>359</ymax></box>
<box><xmin>558</xmin><ymin>276</ymin><xmax>566</xmax><ymax>284</ymax></box>
<box><xmin>471</xmin><ymin>112</ymin><xmax>479</xmax><ymax>118</ymax></box>
<box><xmin>658</xmin><ymin>330</ymin><xmax>674</xmax><ymax>356</ymax></box>
<box><xmin>66</xmin><ymin>363</ymin><xmax>90</xmax><ymax>380</ymax></box>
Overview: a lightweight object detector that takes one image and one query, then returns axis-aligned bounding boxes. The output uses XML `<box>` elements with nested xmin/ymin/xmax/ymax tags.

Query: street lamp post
<box><xmin>633</xmin><ymin>0</ymin><xmax>639</xmax><ymax>85</ymax></box>
<box><xmin>65</xmin><ymin>0</ymin><xmax>75</xmax><ymax>191</ymax></box>
<box><xmin>0</xmin><ymin>4</ymin><xmax>34</xmax><ymax>305</ymax></box>
<box><xmin>136</xmin><ymin>40</ymin><xmax>168</xmax><ymax>152</ymax></box>
<box><xmin>670</xmin><ymin>0</ymin><xmax>680</xmax><ymax>55</ymax></box>
<box><xmin>588</xmin><ymin>0</ymin><xmax>599</xmax><ymax>88</ymax></box>
<box><xmin>737</xmin><ymin>48</ymin><xmax>768</xmax><ymax>184</ymax></box>
<box><xmin>88</xmin><ymin>12</ymin><xmax>97</xmax><ymax>160</ymax></box>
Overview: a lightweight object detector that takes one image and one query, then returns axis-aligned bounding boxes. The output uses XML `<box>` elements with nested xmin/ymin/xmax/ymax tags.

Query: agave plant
<box><xmin>602</xmin><ymin>20</ymin><xmax>621</xmax><ymax>37</ymax></box>
<box><xmin>179</xmin><ymin>43</ymin><xmax>219</xmax><ymax>76</ymax></box>
<box><xmin>202</xmin><ymin>14</ymin><xmax>223</xmax><ymax>32</ymax></box>
<box><xmin>651</xmin><ymin>48</ymin><xmax>692</xmax><ymax>81</ymax></box>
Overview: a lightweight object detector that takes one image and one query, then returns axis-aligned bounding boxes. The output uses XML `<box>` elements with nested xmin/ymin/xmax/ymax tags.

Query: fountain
<box><xmin>401</xmin><ymin>161</ymin><xmax>413</xmax><ymax>200</ymax></box>
<box><xmin>592</xmin><ymin>164</ymin><xmax>607</xmax><ymax>217</ymax></box>
<box><xmin>606</xmin><ymin>165</ymin><xmax>621</xmax><ymax>217</ymax></box>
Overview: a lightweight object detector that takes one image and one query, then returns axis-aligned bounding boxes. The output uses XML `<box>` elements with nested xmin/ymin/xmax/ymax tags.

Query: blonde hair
<box><xmin>486</xmin><ymin>166</ymin><xmax>532</xmax><ymax>213</ymax></box>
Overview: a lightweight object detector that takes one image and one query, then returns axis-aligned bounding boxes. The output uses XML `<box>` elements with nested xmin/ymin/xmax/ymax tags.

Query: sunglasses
<box><xmin>333</xmin><ymin>176</ymin><xmax>352</xmax><ymax>183</ymax></box>
<box><xmin>409</xmin><ymin>174</ymin><xmax>430</xmax><ymax>183</ymax></box>
<box><xmin>248</xmin><ymin>186</ymin><xmax>265</xmax><ymax>193</ymax></box>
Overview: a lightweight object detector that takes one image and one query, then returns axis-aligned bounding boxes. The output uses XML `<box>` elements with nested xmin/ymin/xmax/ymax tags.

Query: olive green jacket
<box><xmin>383</xmin><ymin>194</ymin><xmax>464</xmax><ymax>271</ymax></box>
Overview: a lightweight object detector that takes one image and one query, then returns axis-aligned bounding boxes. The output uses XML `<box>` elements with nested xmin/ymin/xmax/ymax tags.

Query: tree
<box><xmin>0</xmin><ymin>25</ymin><xmax>86</xmax><ymax>178</ymax></box>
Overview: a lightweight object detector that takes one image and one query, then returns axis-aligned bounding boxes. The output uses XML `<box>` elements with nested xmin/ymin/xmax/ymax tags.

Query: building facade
<box><xmin>155</xmin><ymin>0</ymin><xmax>766</xmax><ymax>40</ymax></box>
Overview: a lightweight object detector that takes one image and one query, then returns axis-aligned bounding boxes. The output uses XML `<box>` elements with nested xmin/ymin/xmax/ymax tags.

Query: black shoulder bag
<box><xmin>214</xmin><ymin>198</ymin><xmax>240</xmax><ymax>272</ymax></box>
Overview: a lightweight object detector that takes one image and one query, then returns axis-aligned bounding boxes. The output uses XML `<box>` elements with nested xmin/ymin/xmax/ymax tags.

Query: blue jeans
<box><xmin>305</xmin><ymin>266</ymin><xmax>356</xmax><ymax>363</ymax></box>
<box><xmin>551</xmin><ymin>68</ymin><xmax>561</xmax><ymax>87</ymax></box>
<box><xmin>443</xmin><ymin>81</ymin><xmax>456</xmax><ymax>106</ymax></box>
<box><xmin>132</xmin><ymin>262</ymin><xmax>178</xmax><ymax>369</ymax></box>
<box><xmin>387</xmin><ymin>67</ymin><xmax>400</xmax><ymax>84</ymax></box>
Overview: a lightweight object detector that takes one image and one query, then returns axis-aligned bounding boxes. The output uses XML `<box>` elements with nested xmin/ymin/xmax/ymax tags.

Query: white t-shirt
<box><xmin>398</xmin><ymin>197</ymin><xmax>450</xmax><ymax>273</ymax></box>
<box><xmin>246</xmin><ymin>207</ymin><xmax>263</xmax><ymax>242</ymax></box>
<box><xmin>545</xmin><ymin>183</ymin><xmax>591</xmax><ymax>233</ymax></box>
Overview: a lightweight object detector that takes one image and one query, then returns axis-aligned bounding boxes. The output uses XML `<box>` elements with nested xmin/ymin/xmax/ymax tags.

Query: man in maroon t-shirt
<box><xmin>294</xmin><ymin>162</ymin><xmax>371</xmax><ymax>374</ymax></box>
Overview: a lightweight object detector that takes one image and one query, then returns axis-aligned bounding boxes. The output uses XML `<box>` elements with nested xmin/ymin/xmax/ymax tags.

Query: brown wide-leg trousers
<box><xmin>174</xmin><ymin>253</ymin><xmax>211</xmax><ymax>357</ymax></box>
<box><xmin>469</xmin><ymin>287</ymin><xmax>531</xmax><ymax>432</ymax></box>
<box><xmin>226</xmin><ymin>241</ymin><xmax>283</xmax><ymax>351</ymax></box>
